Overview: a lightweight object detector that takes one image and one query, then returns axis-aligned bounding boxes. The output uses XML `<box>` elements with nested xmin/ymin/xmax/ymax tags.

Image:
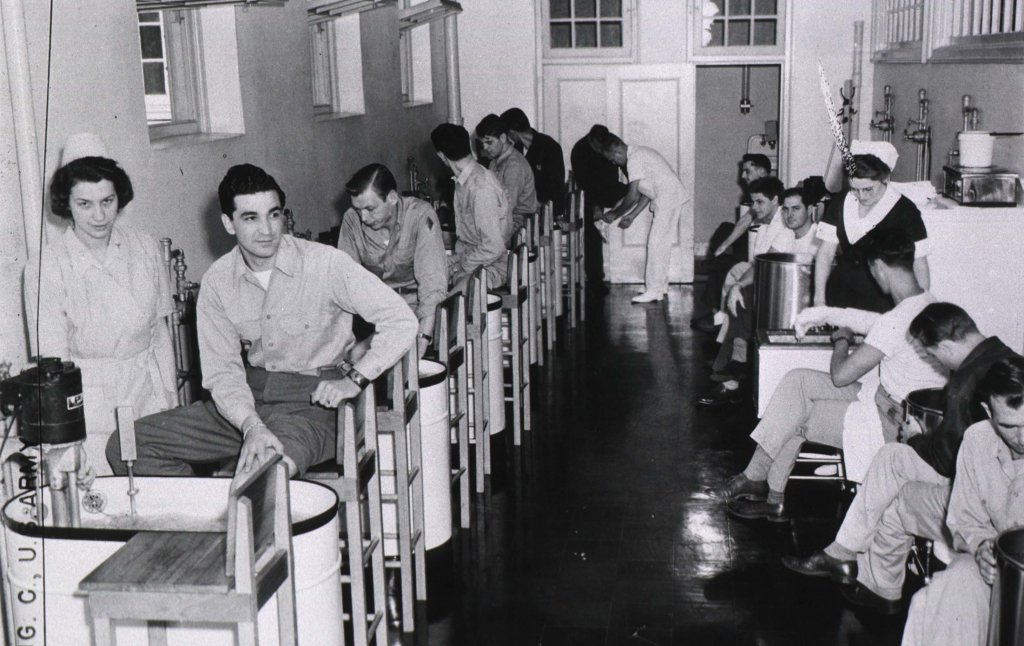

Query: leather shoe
<box><xmin>690</xmin><ymin>315</ymin><xmax>718</xmax><ymax>333</ymax></box>
<box><xmin>632</xmin><ymin>291</ymin><xmax>665</xmax><ymax>304</ymax></box>
<box><xmin>697</xmin><ymin>384</ymin><xmax>741</xmax><ymax>407</ymax></box>
<box><xmin>710</xmin><ymin>361</ymin><xmax>747</xmax><ymax>383</ymax></box>
<box><xmin>781</xmin><ymin>550</ymin><xmax>857</xmax><ymax>585</ymax></box>
<box><xmin>840</xmin><ymin>582</ymin><xmax>901</xmax><ymax>616</ymax></box>
<box><xmin>711</xmin><ymin>474</ymin><xmax>767</xmax><ymax>501</ymax></box>
<box><xmin>726</xmin><ymin>497</ymin><xmax>787</xmax><ymax>522</ymax></box>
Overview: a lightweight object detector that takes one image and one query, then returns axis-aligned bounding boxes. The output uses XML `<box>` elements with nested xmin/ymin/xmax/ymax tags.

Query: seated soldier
<box><xmin>107</xmin><ymin>164</ymin><xmax>417</xmax><ymax>477</ymax></box>
<box><xmin>475</xmin><ymin>114</ymin><xmax>537</xmax><ymax>244</ymax></box>
<box><xmin>338</xmin><ymin>163</ymin><xmax>447</xmax><ymax>357</ymax></box>
<box><xmin>698</xmin><ymin>184</ymin><xmax>820</xmax><ymax>406</ymax></box>
<box><xmin>500</xmin><ymin>107</ymin><xmax>566</xmax><ymax>220</ymax></box>
<box><xmin>782</xmin><ymin>303</ymin><xmax>1018</xmax><ymax>615</ymax></box>
<box><xmin>431</xmin><ymin>123</ymin><xmax>511</xmax><ymax>290</ymax></box>
<box><xmin>902</xmin><ymin>356</ymin><xmax>1024</xmax><ymax>646</ymax></box>
<box><xmin>714</xmin><ymin>229</ymin><xmax>947</xmax><ymax>521</ymax></box>
<box><xmin>691</xmin><ymin>153</ymin><xmax>772</xmax><ymax>331</ymax></box>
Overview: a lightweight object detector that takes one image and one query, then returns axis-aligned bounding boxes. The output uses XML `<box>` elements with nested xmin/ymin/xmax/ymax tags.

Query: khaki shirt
<box><xmin>489</xmin><ymin>146</ymin><xmax>537</xmax><ymax>234</ymax></box>
<box><xmin>450</xmin><ymin>161</ymin><xmax>510</xmax><ymax>287</ymax></box>
<box><xmin>338</xmin><ymin>196</ymin><xmax>447</xmax><ymax>321</ymax></box>
<box><xmin>198</xmin><ymin>235</ymin><xmax>417</xmax><ymax>430</ymax></box>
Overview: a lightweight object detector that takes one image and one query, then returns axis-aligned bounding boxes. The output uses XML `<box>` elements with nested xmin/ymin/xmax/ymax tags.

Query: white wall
<box><xmin>1</xmin><ymin>0</ymin><xmax>452</xmax><ymax>368</ymax></box>
<box><xmin>458</xmin><ymin>0</ymin><xmax>538</xmax><ymax>134</ymax></box>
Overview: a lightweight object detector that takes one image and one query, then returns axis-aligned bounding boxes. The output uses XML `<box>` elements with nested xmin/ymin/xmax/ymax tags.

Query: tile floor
<box><xmin>396</xmin><ymin>285</ymin><xmax>914</xmax><ymax>646</ymax></box>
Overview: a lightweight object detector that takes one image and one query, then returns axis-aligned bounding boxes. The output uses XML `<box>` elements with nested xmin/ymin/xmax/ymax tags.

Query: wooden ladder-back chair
<box><xmin>376</xmin><ymin>348</ymin><xmax>427</xmax><ymax>632</ymax></box>
<box><xmin>537</xmin><ymin>202</ymin><xmax>557</xmax><ymax>351</ymax></box>
<box><xmin>462</xmin><ymin>267</ymin><xmax>492</xmax><ymax>493</ymax></box>
<box><xmin>563</xmin><ymin>179</ymin><xmax>586</xmax><ymax>329</ymax></box>
<box><xmin>305</xmin><ymin>389</ymin><xmax>388</xmax><ymax>646</ymax></box>
<box><xmin>79</xmin><ymin>455</ymin><xmax>297</xmax><ymax>646</ymax></box>
<box><xmin>493</xmin><ymin>244</ymin><xmax>532</xmax><ymax>446</ymax></box>
<box><xmin>433</xmin><ymin>293</ymin><xmax>471</xmax><ymax>529</ymax></box>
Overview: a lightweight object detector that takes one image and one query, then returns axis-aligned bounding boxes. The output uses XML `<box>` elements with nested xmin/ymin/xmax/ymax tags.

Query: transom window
<box><xmin>702</xmin><ymin>0</ymin><xmax>779</xmax><ymax>48</ymax></box>
<box><xmin>139</xmin><ymin>11</ymin><xmax>172</xmax><ymax>122</ymax></box>
<box><xmin>549</xmin><ymin>0</ymin><xmax>624</xmax><ymax>49</ymax></box>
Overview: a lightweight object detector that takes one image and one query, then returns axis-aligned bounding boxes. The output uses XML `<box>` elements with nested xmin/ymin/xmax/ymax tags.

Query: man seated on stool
<box><xmin>902</xmin><ymin>356</ymin><xmax>1024</xmax><ymax>646</ymax></box>
<box><xmin>713</xmin><ymin>229</ymin><xmax>946</xmax><ymax>521</ymax></box>
<box><xmin>691</xmin><ymin>154</ymin><xmax>772</xmax><ymax>331</ymax></box>
<box><xmin>338</xmin><ymin>163</ymin><xmax>447</xmax><ymax>358</ymax></box>
<box><xmin>475</xmin><ymin>114</ymin><xmax>537</xmax><ymax>245</ymax></box>
<box><xmin>500</xmin><ymin>107</ymin><xmax>566</xmax><ymax>221</ymax></box>
<box><xmin>698</xmin><ymin>184</ymin><xmax>820</xmax><ymax>406</ymax></box>
<box><xmin>431</xmin><ymin>123</ymin><xmax>511</xmax><ymax>290</ymax></box>
<box><xmin>107</xmin><ymin>164</ymin><xmax>417</xmax><ymax>477</ymax></box>
<box><xmin>782</xmin><ymin>303</ymin><xmax>1018</xmax><ymax>615</ymax></box>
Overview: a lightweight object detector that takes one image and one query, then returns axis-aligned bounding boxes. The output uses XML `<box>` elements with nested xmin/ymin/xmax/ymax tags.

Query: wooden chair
<box><xmin>305</xmin><ymin>389</ymin><xmax>388</xmax><ymax>646</ymax></box>
<box><xmin>79</xmin><ymin>455</ymin><xmax>297</xmax><ymax>646</ymax></box>
<box><xmin>462</xmin><ymin>267</ymin><xmax>492</xmax><ymax>493</ymax></box>
<box><xmin>493</xmin><ymin>244</ymin><xmax>532</xmax><ymax>446</ymax></box>
<box><xmin>376</xmin><ymin>348</ymin><xmax>427</xmax><ymax>632</ymax></box>
<box><xmin>537</xmin><ymin>202</ymin><xmax>557</xmax><ymax>351</ymax></box>
<box><xmin>433</xmin><ymin>293</ymin><xmax>471</xmax><ymax>529</ymax></box>
<box><xmin>564</xmin><ymin>180</ymin><xmax>586</xmax><ymax>329</ymax></box>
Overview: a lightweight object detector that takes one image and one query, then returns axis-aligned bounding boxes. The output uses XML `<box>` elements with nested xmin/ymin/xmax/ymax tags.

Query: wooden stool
<box><xmin>537</xmin><ymin>202</ymin><xmax>557</xmax><ymax>351</ymax></box>
<box><xmin>564</xmin><ymin>181</ymin><xmax>586</xmax><ymax>329</ymax></box>
<box><xmin>79</xmin><ymin>455</ymin><xmax>297</xmax><ymax>646</ymax></box>
<box><xmin>305</xmin><ymin>390</ymin><xmax>388</xmax><ymax>646</ymax></box>
<box><xmin>493</xmin><ymin>244</ymin><xmax>532</xmax><ymax>446</ymax></box>
<box><xmin>433</xmin><ymin>293</ymin><xmax>471</xmax><ymax>529</ymax></box>
<box><xmin>462</xmin><ymin>267</ymin><xmax>492</xmax><ymax>493</ymax></box>
<box><xmin>376</xmin><ymin>349</ymin><xmax>427</xmax><ymax>632</ymax></box>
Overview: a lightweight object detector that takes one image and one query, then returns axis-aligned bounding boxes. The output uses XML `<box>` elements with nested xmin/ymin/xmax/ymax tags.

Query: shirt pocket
<box><xmin>279</xmin><ymin>307</ymin><xmax>335</xmax><ymax>337</ymax></box>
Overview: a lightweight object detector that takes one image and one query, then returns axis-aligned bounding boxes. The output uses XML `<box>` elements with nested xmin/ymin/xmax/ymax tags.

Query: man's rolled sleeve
<box><xmin>197</xmin><ymin>282</ymin><xmax>256</xmax><ymax>430</ymax></box>
<box><xmin>337</xmin><ymin>210</ymin><xmax>362</xmax><ymax>261</ymax></box>
<box><xmin>328</xmin><ymin>251</ymin><xmax>418</xmax><ymax>379</ymax></box>
<box><xmin>413</xmin><ymin>214</ymin><xmax>448</xmax><ymax>320</ymax></box>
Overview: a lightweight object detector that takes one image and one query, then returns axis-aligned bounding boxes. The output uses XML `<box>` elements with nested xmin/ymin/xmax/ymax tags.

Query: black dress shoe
<box><xmin>781</xmin><ymin>550</ymin><xmax>857</xmax><ymax>585</ymax></box>
<box><xmin>726</xmin><ymin>497</ymin><xmax>787</xmax><ymax>522</ymax></box>
<box><xmin>840</xmin><ymin>582</ymin><xmax>901</xmax><ymax>616</ymax></box>
<box><xmin>690</xmin><ymin>315</ymin><xmax>718</xmax><ymax>333</ymax></box>
<box><xmin>710</xmin><ymin>361</ymin><xmax>747</xmax><ymax>383</ymax></box>
<box><xmin>710</xmin><ymin>474</ymin><xmax>768</xmax><ymax>501</ymax></box>
<box><xmin>697</xmin><ymin>384</ymin><xmax>741</xmax><ymax>407</ymax></box>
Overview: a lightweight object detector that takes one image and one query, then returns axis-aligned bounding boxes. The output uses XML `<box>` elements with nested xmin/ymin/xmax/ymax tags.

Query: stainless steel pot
<box><xmin>754</xmin><ymin>253</ymin><xmax>814</xmax><ymax>331</ymax></box>
<box><xmin>988</xmin><ymin>527</ymin><xmax>1024</xmax><ymax>646</ymax></box>
<box><xmin>903</xmin><ymin>387</ymin><xmax>945</xmax><ymax>436</ymax></box>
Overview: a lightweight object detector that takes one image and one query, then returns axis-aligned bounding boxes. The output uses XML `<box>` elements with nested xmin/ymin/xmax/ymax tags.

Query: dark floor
<box><xmin>399</xmin><ymin>285</ymin><xmax>912</xmax><ymax>646</ymax></box>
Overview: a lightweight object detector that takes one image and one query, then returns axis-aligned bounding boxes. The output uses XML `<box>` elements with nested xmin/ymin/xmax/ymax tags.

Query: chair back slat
<box><xmin>227</xmin><ymin>455</ymin><xmax>287</xmax><ymax>578</ymax></box>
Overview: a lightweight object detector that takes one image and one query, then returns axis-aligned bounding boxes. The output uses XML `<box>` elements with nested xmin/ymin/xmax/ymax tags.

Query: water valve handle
<box><xmin>116</xmin><ymin>407</ymin><xmax>137</xmax><ymax>463</ymax></box>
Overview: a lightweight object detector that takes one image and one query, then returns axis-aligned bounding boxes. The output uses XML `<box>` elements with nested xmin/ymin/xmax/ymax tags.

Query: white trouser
<box><xmin>644</xmin><ymin>199</ymin><xmax>682</xmax><ymax>294</ymax></box>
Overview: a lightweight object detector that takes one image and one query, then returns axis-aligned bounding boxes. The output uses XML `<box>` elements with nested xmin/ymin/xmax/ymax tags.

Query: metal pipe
<box><xmin>444</xmin><ymin>12</ymin><xmax>462</xmax><ymax>125</ymax></box>
<box><xmin>1</xmin><ymin>0</ymin><xmax>46</xmax><ymax>257</ymax></box>
<box><xmin>850</xmin><ymin>21</ymin><xmax>864</xmax><ymax>141</ymax></box>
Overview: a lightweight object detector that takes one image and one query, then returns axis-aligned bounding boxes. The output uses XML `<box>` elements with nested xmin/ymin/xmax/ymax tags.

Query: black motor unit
<box><xmin>0</xmin><ymin>358</ymin><xmax>86</xmax><ymax>446</ymax></box>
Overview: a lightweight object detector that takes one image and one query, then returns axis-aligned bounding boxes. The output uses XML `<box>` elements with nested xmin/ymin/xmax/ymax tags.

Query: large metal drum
<box><xmin>903</xmin><ymin>387</ymin><xmax>945</xmax><ymax>436</ymax></box>
<box><xmin>988</xmin><ymin>527</ymin><xmax>1024</xmax><ymax>646</ymax></box>
<box><xmin>486</xmin><ymin>294</ymin><xmax>505</xmax><ymax>436</ymax></box>
<box><xmin>754</xmin><ymin>253</ymin><xmax>814</xmax><ymax>331</ymax></box>
<box><xmin>418</xmin><ymin>360</ymin><xmax>452</xmax><ymax>549</ymax></box>
<box><xmin>2</xmin><ymin>477</ymin><xmax>342</xmax><ymax>645</ymax></box>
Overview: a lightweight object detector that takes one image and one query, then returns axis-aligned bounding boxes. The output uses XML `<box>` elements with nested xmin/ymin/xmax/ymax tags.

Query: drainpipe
<box><xmin>2</xmin><ymin>0</ymin><xmax>46</xmax><ymax>256</ymax></box>
<box><xmin>444</xmin><ymin>11</ymin><xmax>462</xmax><ymax>125</ymax></box>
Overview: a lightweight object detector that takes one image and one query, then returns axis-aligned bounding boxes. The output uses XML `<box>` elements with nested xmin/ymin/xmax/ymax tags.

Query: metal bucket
<box><xmin>2</xmin><ymin>477</ymin><xmax>342</xmax><ymax>645</ymax></box>
<box><xmin>989</xmin><ymin>527</ymin><xmax>1024</xmax><ymax>646</ymax></box>
<box><xmin>754</xmin><ymin>252</ymin><xmax>814</xmax><ymax>331</ymax></box>
<box><xmin>904</xmin><ymin>387</ymin><xmax>945</xmax><ymax>435</ymax></box>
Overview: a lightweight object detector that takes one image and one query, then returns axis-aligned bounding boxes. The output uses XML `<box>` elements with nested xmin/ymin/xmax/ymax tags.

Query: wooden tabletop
<box><xmin>79</xmin><ymin>531</ymin><xmax>230</xmax><ymax>594</ymax></box>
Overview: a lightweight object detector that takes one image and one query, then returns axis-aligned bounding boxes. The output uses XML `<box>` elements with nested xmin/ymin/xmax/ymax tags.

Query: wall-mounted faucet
<box><xmin>903</xmin><ymin>88</ymin><xmax>932</xmax><ymax>182</ymax></box>
<box><xmin>407</xmin><ymin>156</ymin><xmax>431</xmax><ymax>197</ymax></box>
<box><xmin>870</xmin><ymin>85</ymin><xmax>895</xmax><ymax>142</ymax></box>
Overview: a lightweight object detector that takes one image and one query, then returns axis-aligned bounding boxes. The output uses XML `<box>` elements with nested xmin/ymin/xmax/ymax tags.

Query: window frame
<box><xmin>141</xmin><ymin>9</ymin><xmax>207</xmax><ymax>140</ymax></box>
<box><xmin>691</xmin><ymin>0</ymin><xmax>786</xmax><ymax>60</ymax></box>
<box><xmin>540</xmin><ymin>0</ymin><xmax>637</xmax><ymax>63</ymax></box>
<box><xmin>308</xmin><ymin>13</ymin><xmax>368</xmax><ymax>119</ymax></box>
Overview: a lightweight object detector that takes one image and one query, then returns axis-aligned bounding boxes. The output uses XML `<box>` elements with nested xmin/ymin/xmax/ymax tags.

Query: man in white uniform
<box><xmin>598</xmin><ymin>133</ymin><xmax>690</xmax><ymax>304</ymax></box>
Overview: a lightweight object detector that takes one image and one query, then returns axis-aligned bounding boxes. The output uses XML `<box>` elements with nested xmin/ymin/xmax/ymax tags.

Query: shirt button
<box><xmin>266</xmin><ymin>314</ymin><xmax>271</xmax><ymax>320</ymax></box>
<box><xmin>268</xmin><ymin>342</ymin><xmax>274</xmax><ymax>347</ymax></box>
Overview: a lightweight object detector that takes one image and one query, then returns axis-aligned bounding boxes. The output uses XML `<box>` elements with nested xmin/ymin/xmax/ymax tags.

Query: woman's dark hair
<box><xmin>475</xmin><ymin>114</ymin><xmax>508</xmax><ymax>140</ymax></box>
<box><xmin>978</xmin><ymin>356</ymin><xmax>1024</xmax><ymax>410</ymax></box>
<box><xmin>50</xmin><ymin>156</ymin><xmax>134</xmax><ymax>219</ymax></box>
<box><xmin>218</xmin><ymin>163</ymin><xmax>286</xmax><ymax>217</ymax></box>
<box><xmin>431</xmin><ymin>123</ymin><xmax>472</xmax><ymax>160</ymax></box>
<box><xmin>909</xmin><ymin>302</ymin><xmax>979</xmax><ymax>348</ymax></box>
<box><xmin>849</xmin><ymin>154</ymin><xmax>891</xmax><ymax>182</ymax></box>
<box><xmin>859</xmin><ymin>227</ymin><xmax>915</xmax><ymax>271</ymax></box>
<box><xmin>345</xmin><ymin>163</ymin><xmax>398</xmax><ymax>200</ymax></box>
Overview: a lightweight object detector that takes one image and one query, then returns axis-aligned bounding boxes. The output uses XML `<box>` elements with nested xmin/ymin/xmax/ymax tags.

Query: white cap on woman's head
<box><xmin>60</xmin><ymin>133</ymin><xmax>108</xmax><ymax>166</ymax></box>
<box><xmin>850</xmin><ymin>140</ymin><xmax>898</xmax><ymax>172</ymax></box>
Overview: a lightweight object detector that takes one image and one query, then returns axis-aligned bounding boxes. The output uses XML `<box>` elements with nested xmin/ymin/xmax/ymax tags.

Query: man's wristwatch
<box><xmin>419</xmin><ymin>332</ymin><xmax>433</xmax><ymax>343</ymax></box>
<box><xmin>345</xmin><ymin>367</ymin><xmax>371</xmax><ymax>390</ymax></box>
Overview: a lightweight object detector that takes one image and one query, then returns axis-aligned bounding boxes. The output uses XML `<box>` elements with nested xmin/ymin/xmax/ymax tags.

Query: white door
<box><xmin>542</xmin><ymin>64</ymin><xmax>695</xmax><ymax>284</ymax></box>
